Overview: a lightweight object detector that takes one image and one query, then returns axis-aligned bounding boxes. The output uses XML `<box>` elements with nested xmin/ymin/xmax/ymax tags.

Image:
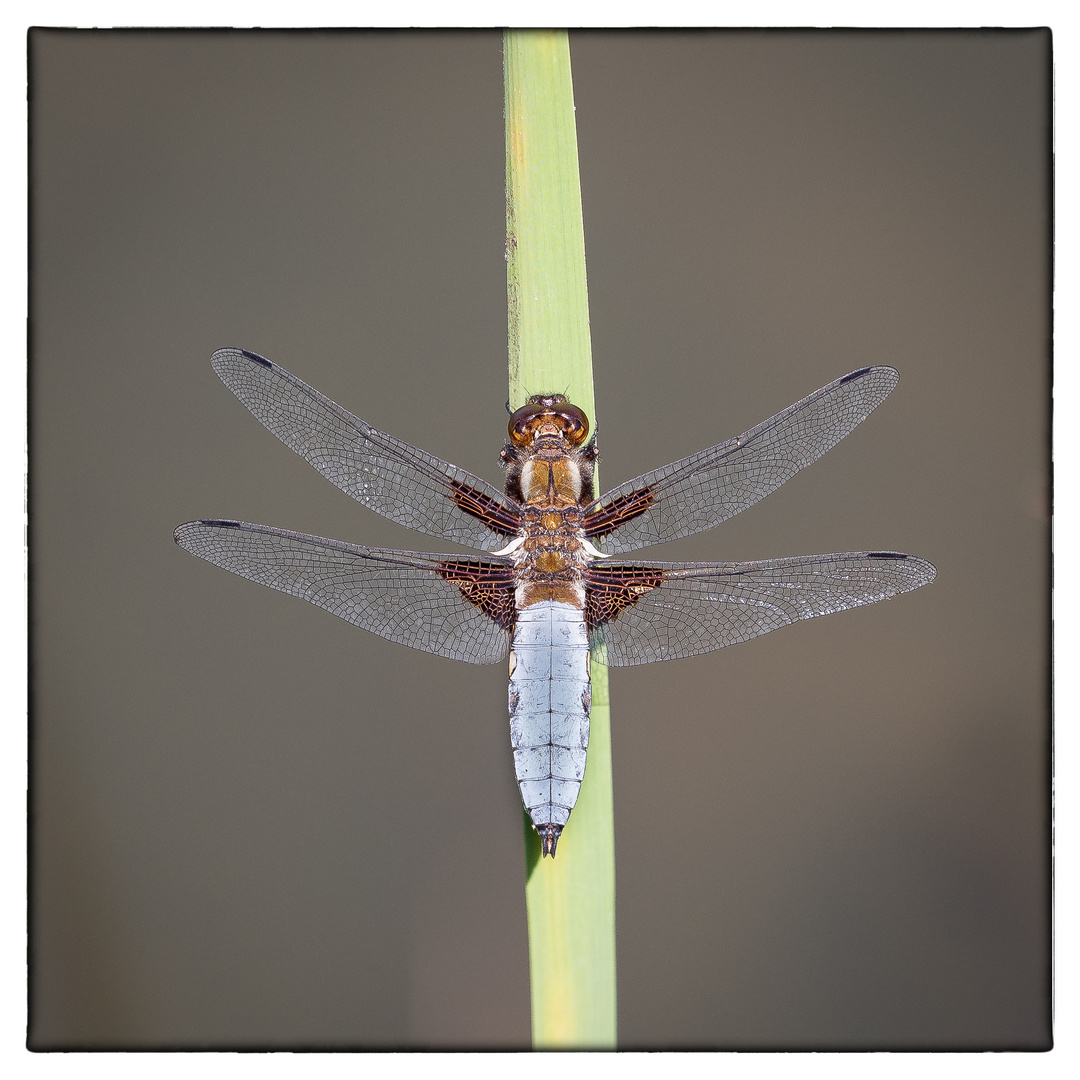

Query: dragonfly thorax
<box><xmin>513</xmin><ymin>504</ymin><xmax>589</xmax><ymax>609</ymax></box>
<box><xmin>501</xmin><ymin>396</ymin><xmax>598</xmax><ymax>509</ymax></box>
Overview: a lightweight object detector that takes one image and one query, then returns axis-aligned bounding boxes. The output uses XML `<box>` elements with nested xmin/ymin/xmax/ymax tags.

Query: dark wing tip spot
<box><xmin>868</xmin><ymin>551</ymin><xmax>907</xmax><ymax>560</ymax></box>
<box><xmin>839</xmin><ymin>365</ymin><xmax>900</xmax><ymax>386</ymax></box>
<box><xmin>200</xmin><ymin>518</ymin><xmax>240</xmax><ymax>529</ymax></box>
<box><xmin>839</xmin><ymin>367</ymin><xmax>874</xmax><ymax>384</ymax></box>
<box><xmin>239</xmin><ymin>349</ymin><xmax>273</xmax><ymax>368</ymax></box>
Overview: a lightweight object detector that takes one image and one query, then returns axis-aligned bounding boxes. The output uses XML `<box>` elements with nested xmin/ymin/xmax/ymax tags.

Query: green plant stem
<box><xmin>504</xmin><ymin>28</ymin><xmax>617</xmax><ymax>1050</ymax></box>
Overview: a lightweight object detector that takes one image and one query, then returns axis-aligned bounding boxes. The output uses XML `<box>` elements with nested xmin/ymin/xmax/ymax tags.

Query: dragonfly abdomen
<box><xmin>508</xmin><ymin>600</ymin><xmax>591</xmax><ymax>858</ymax></box>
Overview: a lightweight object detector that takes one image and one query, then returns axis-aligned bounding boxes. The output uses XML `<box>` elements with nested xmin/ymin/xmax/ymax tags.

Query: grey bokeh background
<box><xmin>30</xmin><ymin>30</ymin><xmax>1050</xmax><ymax>1049</ymax></box>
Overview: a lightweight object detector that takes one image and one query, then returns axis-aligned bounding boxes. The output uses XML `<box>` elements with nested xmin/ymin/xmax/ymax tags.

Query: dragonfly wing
<box><xmin>586</xmin><ymin>551</ymin><xmax>936</xmax><ymax>666</ymax></box>
<box><xmin>584</xmin><ymin>367</ymin><xmax>899</xmax><ymax>554</ymax></box>
<box><xmin>174</xmin><ymin>519</ymin><xmax>516</xmax><ymax>664</ymax></box>
<box><xmin>211</xmin><ymin>349</ymin><xmax>523</xmax><ymax>551</ymax></box>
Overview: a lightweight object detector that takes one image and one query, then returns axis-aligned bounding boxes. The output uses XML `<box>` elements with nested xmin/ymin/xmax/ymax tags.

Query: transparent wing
<box><xmin>584</xmin><ymin>367</ymin><xmax>899</xmax><ymax>554</ymax></box>
<box><xmin>586</xmin><ymin>551</ymin><xmax>936</xmax><ymax>666</ymax></box>
<box><xmin>174</xmin><ymin>519</ymin><xmax>516</xmax><ymax>664</ymax></box>
<box><xmin>211</xmin><ymin>349</ymin><xmax>522</xmax><ymax>551</ymax></box>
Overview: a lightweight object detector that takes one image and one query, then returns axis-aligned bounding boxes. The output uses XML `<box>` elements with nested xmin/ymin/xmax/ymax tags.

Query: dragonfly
<box><xmin>175</xmin><ymin>349</ymin><xmax>935</xmax><ymax>857</ymax></box>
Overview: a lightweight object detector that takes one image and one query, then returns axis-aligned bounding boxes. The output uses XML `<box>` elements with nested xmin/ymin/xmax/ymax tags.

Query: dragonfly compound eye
<box><xmin>508</xmin><ymin>400</ymin><xmax>590</xmax><ymax>446</ymax></box>
<box><xmin>553</xmin><ymin>403</ymin><xmax>589</xmax><ymax>446</ymax></box>
<box><xmin>508</xmin><ymin>403</ymin><xmax>546</xmax><ymax>446</ymax></box>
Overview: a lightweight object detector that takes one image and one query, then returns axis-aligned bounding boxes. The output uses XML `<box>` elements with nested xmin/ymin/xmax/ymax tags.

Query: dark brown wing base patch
<box><xmin>583</xmin><ymin>486</ymin><xmax>655</xmax><ymax>539</ymax></box>
<box><xmin>585</xmin><ymin>563</ymin><xmax>665</xmax><ymax>629</ymax></box>
<box><xmin>449</xmin><ymin>480</ymin><xmax>523</xmax><ymax>537</ymax></box>
<box><xmin>437</xmin><ymin>559</ymin><xmax>517</xmax><ymax>629</ymax></box>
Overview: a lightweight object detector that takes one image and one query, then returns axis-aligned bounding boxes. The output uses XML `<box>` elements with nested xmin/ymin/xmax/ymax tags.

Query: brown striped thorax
<box><xmin>499</xmin><ymin>395</ymin><xmax>601</xmax><ymax>609</ymax></box>
<box><xmin>502</xmin><ymin>394</ymin><xmax>597</xmax><ymax>507</ymax></box>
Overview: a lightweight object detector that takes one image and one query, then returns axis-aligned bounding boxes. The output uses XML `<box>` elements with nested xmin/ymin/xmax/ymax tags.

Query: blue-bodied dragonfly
<box><xmin>175</xmin><ymin>350</ymin><xmax>935</xmax><ymax>856</ymax></box>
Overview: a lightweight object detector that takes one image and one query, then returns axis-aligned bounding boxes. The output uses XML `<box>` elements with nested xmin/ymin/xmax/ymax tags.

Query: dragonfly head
<box><xmin>509</xmin><ymin>395</ymin><xmax>590</xmax><ymax>449</ymax></box>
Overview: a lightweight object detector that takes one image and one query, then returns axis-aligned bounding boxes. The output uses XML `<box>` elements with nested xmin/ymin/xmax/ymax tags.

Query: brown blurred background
<box><xmin>29</xmin><ymin>29</ymin><xmax>1050</xmax><ymax>1049</ymax></box>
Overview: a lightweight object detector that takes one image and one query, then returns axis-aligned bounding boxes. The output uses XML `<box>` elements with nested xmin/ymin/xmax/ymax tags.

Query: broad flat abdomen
<box><xmin>509</xmin><ymin>601</ymin><xmax>591</xmax><ymax>846</ymax></box>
